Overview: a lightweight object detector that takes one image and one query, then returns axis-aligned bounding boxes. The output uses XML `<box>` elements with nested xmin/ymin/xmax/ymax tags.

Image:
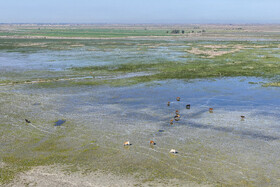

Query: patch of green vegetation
<box><xmin>81</xmin><ymin>146</ymin><xmax>99</xmax><ymax>153</ymax></box>
<box><xmin>0</xmin><ymin>28</ymin><xmax>171</xmax><ymax>38</ymax></box>
<box><xmin>70</xmin><ymin>47</ymin><xmax>280</xmax><ymax>86</ymax></box>
<box><xmin>0</xmin><ymin>40</ymin><xmax>279</xmax><ymax>89</ymax></box>
<box><xmin>2</xmin><ymin>25</ymin><xmax>280</xmax><ymax>40</ymax></box>
<box><xmin>0</xmin><ymin>167</ymin><xmax>16</xmax><ymax>184</ymax></box>
<box><xmin>262</xmin><ymin>82</ymin><xmax>280</xmax><ymax>87</ymax></box>
<box><xmin>0</xmin><ymin>122</ymin><xmax>91</xmax><ymax>184</ymax></box>
<box><xmin>248</xmin><ymin>81</ymin><xmax>259</xmax><ymax>84</ymax></box>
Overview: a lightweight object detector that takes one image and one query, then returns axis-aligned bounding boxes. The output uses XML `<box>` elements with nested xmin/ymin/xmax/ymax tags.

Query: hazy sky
<box><xmin>0</xmin><ymin>0</ymin><xmax>280</xmax><ymax>24</ymax></box>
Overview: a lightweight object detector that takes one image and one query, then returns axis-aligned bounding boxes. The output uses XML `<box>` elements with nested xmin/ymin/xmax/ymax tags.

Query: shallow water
<box><xmin>54</xmin><ymin>120</ymin><xmax>66</xmax><ymax>126</ymax></box>
<box><xmin>2</xmin><ymin>76</ymin><xmax>279</xmax><ymax>185</ymax></box>
<box><xmin>1</xmin><ymin>39</ymin><xmax>280</xmax><ymax>185</ymax></box>
<box><xmin>0</xmin><ymin>40</ymin><xmax>187</xmax><ymax>73</ymax></box>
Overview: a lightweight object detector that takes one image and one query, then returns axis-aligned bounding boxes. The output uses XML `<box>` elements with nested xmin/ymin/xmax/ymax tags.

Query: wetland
<box><xmin>0</xmin><ymin>24</ymin><xmax>280</xmax><ymax>186</ymax></box>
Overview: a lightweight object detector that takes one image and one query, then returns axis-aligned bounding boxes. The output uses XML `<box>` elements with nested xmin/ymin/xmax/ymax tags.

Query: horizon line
<box><xmin>1</xmin><ymin>22</ymin><xmax>280</xmax><ymax>25</ymax></box>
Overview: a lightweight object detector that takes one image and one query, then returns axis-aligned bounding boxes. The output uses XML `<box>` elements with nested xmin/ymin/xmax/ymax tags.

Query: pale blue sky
<box><xmin>0</xmin><ymin>0</ymin><xmax>279</xmax><ymax>23</ymax></box>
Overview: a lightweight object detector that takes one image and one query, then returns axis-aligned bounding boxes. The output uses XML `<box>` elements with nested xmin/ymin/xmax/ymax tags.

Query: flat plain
<box><xmin>0</xmin><ymin>24</ymin><xmax>280</xmax><ymax>186</ymax></box>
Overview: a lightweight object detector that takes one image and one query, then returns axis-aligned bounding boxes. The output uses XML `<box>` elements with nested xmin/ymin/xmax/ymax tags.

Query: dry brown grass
<box><xmin>186</xmin><ymin>45</ymin><xmax>245</xmax><ymax>58</ymax></box>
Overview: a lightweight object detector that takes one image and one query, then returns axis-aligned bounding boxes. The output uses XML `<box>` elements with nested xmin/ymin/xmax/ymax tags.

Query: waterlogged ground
<box><xmin>1</xmin><ymin>39</ymin><xmax>280</xmax><ymax>86</ymax></box>
<box><xmin>1</xmin><ymin>37</ymin><xmax>280</xmax><ymax>186</ymax></box>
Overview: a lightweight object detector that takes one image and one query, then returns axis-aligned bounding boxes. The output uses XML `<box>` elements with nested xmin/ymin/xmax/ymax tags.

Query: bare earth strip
<box><xmin>8</xmin><ymin>166</ymin><xmax>209</xmax><ymax>187</ymax></box>
<box><xmin>0</xmin><ymin>72</ymin><xmax>154</xmax><ymax>86</ymax></box>
<box><xmin>186</xmin><ymin>45</ymin><xmax>245</xmax><ymax>58</ymax></box>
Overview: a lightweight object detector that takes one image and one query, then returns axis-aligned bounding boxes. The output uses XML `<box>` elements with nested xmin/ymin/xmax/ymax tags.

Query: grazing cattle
<box><xmin>174</xmin><ymin>114</ymin><xmax>180</xmax><ymax>118</ymax></box>
<box><xmin>174</xmin><ymin>114</ymin><xmax>180</xmax><ymax>121</ymax></box>
<box><xmin>124</xmin><ymin>141</ymin><xmax>131</xmax><ymax>146</ymax></box>
<box><xmin>25</xmin><ymin>119</ymin><xmax>31</xmax><ymax>123</ymax></box>
<box><xmin>169</xmin><ymin>149</ymin><xmax>178</xmax><ymax>154</ymax></box>
<box><xmin>174</xmin><ymin>117</ymin><xmax>180</xmax><ymax>121</ymax></box>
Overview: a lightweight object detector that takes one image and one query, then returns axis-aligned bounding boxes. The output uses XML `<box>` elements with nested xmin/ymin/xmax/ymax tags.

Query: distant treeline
<box><xmin>167</xmin><ymin>29</ymin><xmax>206</xmax><ymax>34</ymax></box>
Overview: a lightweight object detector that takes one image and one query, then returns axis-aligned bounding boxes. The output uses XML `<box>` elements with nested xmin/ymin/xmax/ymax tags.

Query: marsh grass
<box><xmin>1</xmin><ymin>28</ymin><xmax>280</xmax><ymax>186</ymax></box>
<box><xmin>262</xmin><ymin>82</ymin><xmax>280</xmax><ymax>87</ymax></box>
<box><xmin>69</xmin><ymin>47</ymin><xmax>280</xmax><ymax>86</ymax></box>
<box><xmin>1</xmin><ymin>40</ymin><xmax>279</xmax><ymax>87</ymax></box>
